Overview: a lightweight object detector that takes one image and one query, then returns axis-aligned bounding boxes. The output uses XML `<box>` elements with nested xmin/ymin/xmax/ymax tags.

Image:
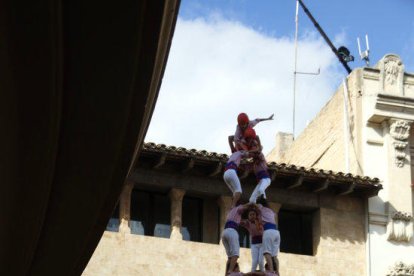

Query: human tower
<box><xmin>221</xmin><ymin>113</ymin><xmax>281</xmax><ymax>276</ymax></box>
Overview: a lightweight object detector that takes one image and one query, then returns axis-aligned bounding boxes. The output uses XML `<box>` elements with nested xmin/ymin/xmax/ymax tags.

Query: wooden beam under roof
<box><xmin>209</xmin><ymin>162</ymin><xmax>223</xmax><ymax>177</ymax></box>
<box><xmin>312</xmin><ymin>178</ymin><xmax>330</xmax><ymax>193</ymax></box>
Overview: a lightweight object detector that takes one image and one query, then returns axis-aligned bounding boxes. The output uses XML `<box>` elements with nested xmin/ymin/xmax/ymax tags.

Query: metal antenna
<box><xmin>357</xmin><ymin>34</ymin><xmax>370</xmax><ymax>66</ymax></box>
<box><xmin>292</xmin><ymin>0</ymin><xmax>320</xmax><ymax>139</ymax></box>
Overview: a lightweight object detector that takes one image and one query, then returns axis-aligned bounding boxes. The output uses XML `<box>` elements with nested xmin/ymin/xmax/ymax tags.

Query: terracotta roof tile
<box><xmin>142</xmin><ymin>142</ymin><xmax>381</xmax><ymax>186</ymax></box>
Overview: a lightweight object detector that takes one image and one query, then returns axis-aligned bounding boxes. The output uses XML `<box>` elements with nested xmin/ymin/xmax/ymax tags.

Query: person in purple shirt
<box><xmin>224</xmin><ymin>150</ymin><xmax>249</xmax><ymax>207</ymax></box>
<box><xmin>224</xmin><ymin>128</ymin><xmax>263</xmax><ymax>207</ymax></box>
<box><xmin>256</xmin><ymin>196</ymin><xmax>280</xmax><ymax>275</ymax></box>
<box><xmin>249</xmin><ymin>154</ymin><xmax>271</xmax><ymax>204</ymax></box>
<box><xmin>222</xmin><ymin>202</ymin><xmax>255</xmax><ymax>275</ymax></box>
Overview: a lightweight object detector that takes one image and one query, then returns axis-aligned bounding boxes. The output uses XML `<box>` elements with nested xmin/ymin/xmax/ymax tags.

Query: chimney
<box><xmin>267</xmin><ymin>132</ymin><xmax>294</xmax><ymax>162</ymax></box>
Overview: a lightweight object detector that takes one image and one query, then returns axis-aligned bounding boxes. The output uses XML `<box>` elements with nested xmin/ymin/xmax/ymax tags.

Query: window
<box><xmin>182</xmin><ymin>196</ymin><xmax>203</xmax><ymax>242</ymax></box>
<box><xmin>278</xmin><ymin>209</ymin><xmax>314</xmax><ymax>255</ymax></box>
<box><xmin>106</xmin><ymin>203</ymin><xmax>120</xmax><ymax>232</ymax></box>
<box><xmin>130</xmin><ymin>189</ymin><xmax>171</xmax><ymax>238</ymax></box>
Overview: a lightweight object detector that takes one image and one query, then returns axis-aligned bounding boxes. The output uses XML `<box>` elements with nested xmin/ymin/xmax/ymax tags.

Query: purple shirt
<box><xmin>234</xmin><ymin>119</ymin><xmax>260</xmax><ymax>143</ymax></box>
<box><xmin>258</xmin><ymin>205</ymin><xmax>276</xmax><ymax>224</ymax></box>
<box><xmin>226</xmin><ymin>205</ymin><xmax>244</xmax><ymax>224</ymax></box>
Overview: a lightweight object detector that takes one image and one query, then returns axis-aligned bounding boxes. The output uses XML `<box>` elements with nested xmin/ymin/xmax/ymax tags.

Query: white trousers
<box><xmin>250</xmin><ymin>243</ymin><xmax>264</xmax><ymax>272</ymax></box>
<box><xmin>249</xmin><ymin>178</ymin><xmax>271</xmax><ymax>203</ymax></box>
<box><xmin>223</xmin><ymin>169</ymin><xmax>242</xmax><ymax>195</ymax></box>
<box><xmin>263</xmin><ymin>229</ymin><xmax>280</xmax><ymax>257</ymax></box>
<box><xmin>222</xmin><ymin>228</ymin><xmax>240</xmax><ymax>257</ymax></box>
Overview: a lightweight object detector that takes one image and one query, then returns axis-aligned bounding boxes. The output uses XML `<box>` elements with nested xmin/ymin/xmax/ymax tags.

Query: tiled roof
<box><xmin>142</xmin><ymin>142</ymin><xmax>381</xmax><ymax>186</ymax></box>
<box><xmin>143</xmin><ymin>142</ymin><xmax>228</xmax><ymax>160</ymax></box>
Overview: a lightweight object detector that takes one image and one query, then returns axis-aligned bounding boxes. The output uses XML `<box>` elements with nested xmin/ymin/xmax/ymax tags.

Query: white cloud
<box><xmin>145</xmin><ymin>16</ymin><xmax>344</xmax><ymax>155</ymax></box>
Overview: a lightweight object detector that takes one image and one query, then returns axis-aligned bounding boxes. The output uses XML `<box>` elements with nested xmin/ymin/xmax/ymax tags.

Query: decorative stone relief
<box><xmin>387</xmin><ymin>211</ymin><xmax>413</xmax><ymax>242</ymax></box>
<box><xmin>390</xmin><ymin>120</ymin><xmax>410</xmax><ymax>167</ymax></box>
<box><xmin>385</xmin><ymin>59</ymin><xmax>400</xmax><ymax>85</ymax></box>
<box><xmin>378</xmin><ymin>54</ymin><xmax>405</xmax><ymax>95</ymax></box>
<box><xmin>387</xmin><ymin>261</ymin><xmax>414</xmax><ymax>276</ymax></box>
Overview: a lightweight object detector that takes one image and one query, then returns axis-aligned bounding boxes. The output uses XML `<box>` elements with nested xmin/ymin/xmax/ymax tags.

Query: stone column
<box><xmin>268</xmin><ymin>202</ymin><xmax>282</xmax><ymax>225</ymax></box>
<box><xmin>169</xmin><ymin>188</ymin><xmax>185</xmax><ymax>240</ymax></box>
<box><xmin>119</xmin><ymin>181</ymin><xmax>134</xmax><ymax>233</ymax></box>
<box><xmin>217</xmin><ymin>196</ymin><xmax>232</xmax><ymax>242</ymax></box>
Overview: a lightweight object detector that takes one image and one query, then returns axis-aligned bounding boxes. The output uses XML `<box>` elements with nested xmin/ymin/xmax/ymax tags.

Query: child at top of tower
<box><xmin>229</xmin><ymin>113</ymin><xmax>274</xmax><ymax>153</ymax></box>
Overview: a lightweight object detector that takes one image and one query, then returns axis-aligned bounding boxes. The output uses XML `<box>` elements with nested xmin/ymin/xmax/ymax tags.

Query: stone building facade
<box><xmin>267</xmin><ymin>54</ymin><xmax>414</xmax><ymax>276</ymax></box>
<box><xmin>84</xmin><ymin>143</ymin><xmax>381</xmax><ymax>275</ymax></box>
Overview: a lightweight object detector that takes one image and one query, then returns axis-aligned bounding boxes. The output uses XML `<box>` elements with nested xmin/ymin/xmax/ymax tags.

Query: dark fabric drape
<box><xmin>0</xmin><ymin>0</ymin><xmax>179</xmax><ymax>275</ymax></box>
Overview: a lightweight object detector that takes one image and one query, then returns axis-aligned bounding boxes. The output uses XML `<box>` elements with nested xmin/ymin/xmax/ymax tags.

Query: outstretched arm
<box><xmin>256</xmin><ymin>114</ymin><xmax>274</xmax><ymax>123</ymax></box>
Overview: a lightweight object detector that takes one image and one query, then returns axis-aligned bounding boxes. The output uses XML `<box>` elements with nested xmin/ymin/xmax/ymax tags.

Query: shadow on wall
<box><xmin>317</xmin><ymin>194</ymin><xmax>367</xmax><ymax>246</ymax></box>
<box><xmin>370</xmin><ymin>197</ymin><xmax>414</xmax><ymax>245</ymax></box>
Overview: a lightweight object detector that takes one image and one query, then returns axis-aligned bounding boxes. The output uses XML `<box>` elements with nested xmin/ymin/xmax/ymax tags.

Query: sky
<box><xmin>145</xmin><ymin>0</ymin><xmax>414</xmax><ymax>156</ymax></box>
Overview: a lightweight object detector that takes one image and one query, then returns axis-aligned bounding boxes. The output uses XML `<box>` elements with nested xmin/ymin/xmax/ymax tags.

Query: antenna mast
<box><xmin>293</xmin><ymin>0</ymin><xmax>299</xmax><ymax>139</ymax></box>
<box><xmin>292</xmin><ymin>0</ymin><xmax>320</xmax><ymax>138</ymax></box>
<box><xmin>357</xmin><ymin>34</ymin><xmax>370</xmax><ymax>66</ymax></box>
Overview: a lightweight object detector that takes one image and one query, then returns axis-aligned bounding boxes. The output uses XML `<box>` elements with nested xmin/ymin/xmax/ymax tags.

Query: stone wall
<box><xmin>268</xmin><ymin>83</ymin><xmax>346</xmax><ymax>171</ymax></box>
<box><xmin>83</xmin><ymin>195</ymin><xmax>367</xmax><ymax>276</ymax></box>
<box><xmin>266</xmin><ymin>54</ymin><xmax>414</xmax><ymax>276</ymax></box>
<box><xmin>267</xmin><ymin>70</ymin><xmax>362</xmax><ymax>176</ymax></box>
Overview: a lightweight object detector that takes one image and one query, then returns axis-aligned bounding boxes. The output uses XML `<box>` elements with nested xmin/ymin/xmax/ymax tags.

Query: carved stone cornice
<box><xmin>387</xmin><ymin>262</ymin><xmax>414</xmax><ymax>276</ymax></box>
<box><xmin>367</xmin><ymin>55</ymin><xmax>414</xmax><ymax>124</ymax></box>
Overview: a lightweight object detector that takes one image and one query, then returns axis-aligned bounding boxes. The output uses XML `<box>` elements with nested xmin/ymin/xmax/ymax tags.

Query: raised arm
<box><xmin>250</xmin><ymin>114</ymin><xmax>274</xmax><ymax>128</ymax></box>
